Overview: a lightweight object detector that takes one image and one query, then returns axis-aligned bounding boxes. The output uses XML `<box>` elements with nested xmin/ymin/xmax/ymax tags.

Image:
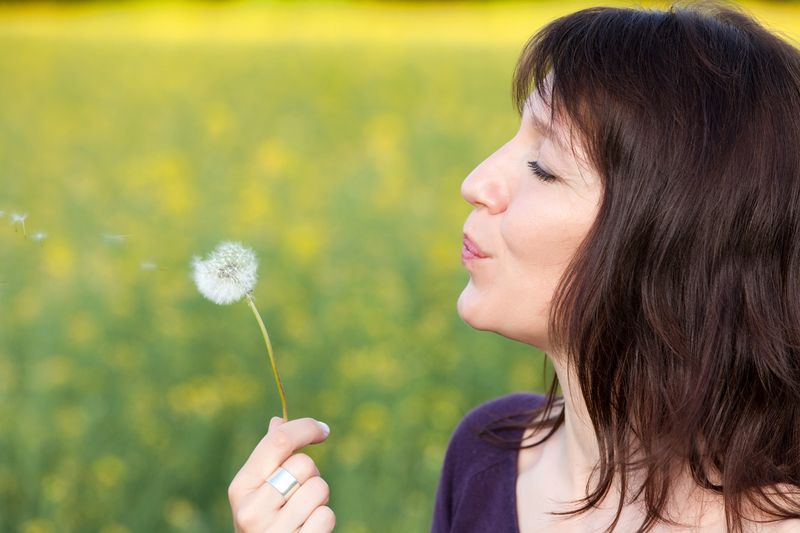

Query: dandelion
<box><xmin>191</xmin><ymin>241</ymin><xmax>288</xmax><ymax>422</ymax></box>
<box><xmin>11</xmin><ymin>212</ymin><xmax>28</xmax><ymax>240</ymax></box>
<box><xmin>31</xmin><ymin>231</ymin><xmax>48</xmax><ymax>247</ymax></box>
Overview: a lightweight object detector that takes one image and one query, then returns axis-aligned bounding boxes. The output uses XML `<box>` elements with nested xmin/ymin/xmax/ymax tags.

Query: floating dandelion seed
<box><xmin>11</xmin><ymin>212</ymin><xmax>28</xmax><ymax>240</ymax></box>
<box><xmin>102</xmin><ymin>234</ymin><xmax>134</xmax><ymax>245</ymax></box>
<box><xmin>191</xmin><ymin>241</ymin><xmax>288</xmax><ymax>422</ymax></box>
<box><xmin>140</xmin><ymin>262</ymin><xmax>166</xmax><ymax>271</ymax></box>
<box><xmin>31</xmin><ymin>231</ymin><xmax>48</xmax><ymax>247</ymax></box>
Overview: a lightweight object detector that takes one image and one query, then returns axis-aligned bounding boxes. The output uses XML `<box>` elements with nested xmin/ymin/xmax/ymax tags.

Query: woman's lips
<box><xmin>462</xmin><ymin>234</ymin><xmax>488</xmax><ymax>261</ymax></box>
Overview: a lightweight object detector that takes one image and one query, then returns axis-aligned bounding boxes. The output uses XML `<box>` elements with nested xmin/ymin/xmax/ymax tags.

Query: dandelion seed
<box><xmin>31</xmin><ymin>231</ymin><xmax>48</xmax><ymax>247</ymax></box>
<box><xmin>0</xmin><ymin>210</ymin><xmax>4</xmax><ymax>218</ymax></box>
<box><xmin>191</xmin><ymin>241</ymin><xmax>288</xmax><ymax>422</ymax></box>
<box><xmin>140</xmin><ymin>262</ymin><xmax>166</xmax><ymax>271</ymax></box>
<box><xmin>102</xmin><ymin>234</ymin><xmax>134</xmax><ymax>245</ymax></box>
<box><xmin>11</xmin><ymin>212</ymin><xmax>28</xmax><ymax>240</ymax></box>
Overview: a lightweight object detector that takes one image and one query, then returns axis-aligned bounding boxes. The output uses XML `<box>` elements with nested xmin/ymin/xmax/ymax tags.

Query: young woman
<box><xmin>228</xmin><ymin>5</ymin><xmax>800</xmax><ymax>532</ymax></box>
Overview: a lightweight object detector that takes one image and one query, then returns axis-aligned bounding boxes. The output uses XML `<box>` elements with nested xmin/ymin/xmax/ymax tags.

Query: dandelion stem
<box><xmin>245</xmin><ymin>294</ymin><xmax>288</xmax><ymax>423</ymax></box>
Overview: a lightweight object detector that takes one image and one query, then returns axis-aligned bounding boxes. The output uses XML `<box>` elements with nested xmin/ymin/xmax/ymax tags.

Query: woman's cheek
<box><xmin>501</xmin><ymin>203</ymin><xmax>561</xmax><ymax>270</ymax></box>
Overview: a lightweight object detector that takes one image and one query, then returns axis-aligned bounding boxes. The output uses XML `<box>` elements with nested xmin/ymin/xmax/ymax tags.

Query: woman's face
<box><xmin>457</xmin><ymin>90</ymin><xmax>602</xmax><ymax>353</ymax></box>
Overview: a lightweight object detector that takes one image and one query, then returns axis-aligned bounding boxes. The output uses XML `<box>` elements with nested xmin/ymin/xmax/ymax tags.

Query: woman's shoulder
<box><xmin>460</xmin><ymin>392</ymin><xmax>547</xmax><ymax>429</ymax></box>
<box><xmin>445</xmin><ymin>392</ymin><xmax>547</xmax><ymax>471</ymax></box>
<box><xmin>431</xmin><ymin>393</ymin><xmax>547</xmax><ymax>533</ymax></box>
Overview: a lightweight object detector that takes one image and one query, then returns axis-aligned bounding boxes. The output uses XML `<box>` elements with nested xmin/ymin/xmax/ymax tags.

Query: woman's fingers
<box><xmin>282</xmin><ymin>453</ymin><xmax>321</xmax><ymax>482</ymax></box>
<box><xmin>269</xmin><ymin>416</ymin><xmax>284</xmax><ymax>432</ymax></box>
<box><xmin>269</xmin><ymin>476</ymin><xmax>331</xmax><ymax>532</ymax></box>
<box><xmin>298</xmin><ymin>506</ymin><xmax>336</xmax><ymax>533</ymax></box>
<box><xmin>229</xmin><ymin>418</ymin><xmax>331</xmax><ymax>533</ymax></box>
<box><xmin>259</xmin><ymin>453</ymin><xmax>321</xmax><ymax>504</ymax></box>
<box><xmin>230</xmin><ymin>418</ymin><xmax>330</xmax><ymax>497</ymax></box>
<box><xmin>232</xmin><ymin>453</ymin><xmax>322</xmax><ymax>532</ymax></box>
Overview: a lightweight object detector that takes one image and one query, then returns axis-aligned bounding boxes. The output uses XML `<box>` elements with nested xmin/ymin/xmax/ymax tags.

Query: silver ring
<box><xmin>266</xmin><ymin>467</ymin><xmax>299</xmax><ymax>500</ymax></box>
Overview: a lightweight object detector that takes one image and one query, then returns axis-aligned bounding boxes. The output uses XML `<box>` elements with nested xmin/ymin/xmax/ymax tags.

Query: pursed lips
<box><xmin>462</xmin><ymin>234</ymin><xmax>489</xmax><ymax>260</ymax></box>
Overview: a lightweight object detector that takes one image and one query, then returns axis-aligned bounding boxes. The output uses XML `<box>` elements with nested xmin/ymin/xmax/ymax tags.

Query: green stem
<box><xmin>245</xmin><ymin>294</ymin><xmax>288</xmax><ymax>423</ymax></box>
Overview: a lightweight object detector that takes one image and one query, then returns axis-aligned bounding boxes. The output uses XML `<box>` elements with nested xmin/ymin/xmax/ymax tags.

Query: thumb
<box><xmin>268</xmin><ymin>416</ymin><xmax>284</xmax><ymax>432</ymax></box>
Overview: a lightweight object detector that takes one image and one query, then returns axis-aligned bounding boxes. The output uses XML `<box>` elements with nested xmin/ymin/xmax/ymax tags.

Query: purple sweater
<box><xmin>431</xmin><ymin>393</ymin><xmax>546</xmax><ymax>533</ymax></box>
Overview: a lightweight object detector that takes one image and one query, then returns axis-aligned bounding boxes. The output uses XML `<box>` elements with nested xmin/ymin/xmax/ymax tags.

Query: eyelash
<box><xmin>527</xmin><ymin>161</ymin><xmax>558</xmax><ymax>182</ymax></box>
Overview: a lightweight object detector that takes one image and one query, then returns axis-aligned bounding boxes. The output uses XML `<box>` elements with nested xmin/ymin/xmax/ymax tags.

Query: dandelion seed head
<box><xmin>11</xmin><ymin>212</ymin><xmax>27</xmax><ymax>224</ymax></box>
<box><xmin>32</xmin><ymin>231</ymin><xmax>48</xmax><ymax>243</ymax></box>
<box><xmin>191</xmin><ymin>241</ymin><xmax>258</xmax><ymax>305</ymax></box>
<box><xmin>140</xmin><ymin>262</ymin><xmax>158</xmax><ymax>271</ymax></box>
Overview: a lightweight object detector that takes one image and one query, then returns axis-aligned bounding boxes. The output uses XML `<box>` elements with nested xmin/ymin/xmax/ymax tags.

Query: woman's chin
<box><xmin>457</xmin><ymin>285</ymin><xmax>491</xmax><ymax>331</ymax></box>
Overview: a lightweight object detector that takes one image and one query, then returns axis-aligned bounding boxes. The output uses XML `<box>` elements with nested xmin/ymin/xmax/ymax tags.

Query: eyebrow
<box><xmin>529</xmin><ymin>107</ymin><xmax>572</xmax><ymax>155</ymax></box>
<box><xmin>525</xmin><ymin>99</ymin><xmax>591</xmax><ymax>181</ymax></box>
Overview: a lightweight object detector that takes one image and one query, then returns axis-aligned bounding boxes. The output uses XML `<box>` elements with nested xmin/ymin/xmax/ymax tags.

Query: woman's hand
<box><xmin>229</xmin><ymin>417</ymin><xmax>335</xmax><ymax>533</ymax></box>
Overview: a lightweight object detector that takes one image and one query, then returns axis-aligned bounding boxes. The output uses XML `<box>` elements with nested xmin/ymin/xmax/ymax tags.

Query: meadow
<box><xmin>1</xmin><ymin>1</ymin><xmax>799</xmax><ymax>532</ymax></box>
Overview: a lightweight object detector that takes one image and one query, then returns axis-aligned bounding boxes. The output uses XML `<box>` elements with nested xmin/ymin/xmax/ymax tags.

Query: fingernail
<box><xmin>317</xmin><ymin>421</ymin><xmax>330</xmax><ymax>436</ymax></box>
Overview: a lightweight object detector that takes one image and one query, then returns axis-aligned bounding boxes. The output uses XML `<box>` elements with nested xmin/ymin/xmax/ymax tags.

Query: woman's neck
<box><xmin>547</xmin><ymin>353</ymin><xmax>602</xmax><ymax>499</ymax></box>
<box><xmin>534</xmin><ymin>354</ymin><xmax>729</xmax><ymax>530</ymax></box>
<box><xmin>522</xmin><ymin>352</ymin><xmax>800</xmax><ymax>532</ymax></box>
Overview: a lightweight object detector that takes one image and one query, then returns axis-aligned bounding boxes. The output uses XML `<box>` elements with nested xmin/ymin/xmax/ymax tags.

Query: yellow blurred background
<box><xmin>1</xmin><ymin>1</ymin><xmax>798</xmax><ymax>532</ymax></box>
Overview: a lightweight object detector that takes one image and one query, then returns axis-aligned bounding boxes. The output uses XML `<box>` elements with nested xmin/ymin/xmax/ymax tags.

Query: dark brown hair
<box><xmin>509</xmin><ymin>4</ymin><xmax>800</xmax><ymax>532</ymax></box>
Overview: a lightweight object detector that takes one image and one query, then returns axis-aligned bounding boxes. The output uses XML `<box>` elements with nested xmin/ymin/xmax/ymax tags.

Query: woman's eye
<box><xmin>528</xmin><ymin>161</ymin><xmax>558</xmax><ymax>182</ymax></box>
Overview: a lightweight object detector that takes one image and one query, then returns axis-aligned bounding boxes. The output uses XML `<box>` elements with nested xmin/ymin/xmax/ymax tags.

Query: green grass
<box><xmin>0</xmin><ymin>2</ymin><xmax>798</xmax><ymax>532</ymax></box>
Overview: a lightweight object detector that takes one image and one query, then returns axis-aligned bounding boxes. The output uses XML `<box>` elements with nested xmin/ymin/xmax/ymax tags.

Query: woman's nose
<box><xmin>461</xmin><ymin>150</ymin><xmax>511</xmax><ymax>215</ymax></box>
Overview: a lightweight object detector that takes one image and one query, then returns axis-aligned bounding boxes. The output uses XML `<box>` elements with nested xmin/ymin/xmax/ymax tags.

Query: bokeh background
<box><xmin>2</xmin><ymin>1</ymin><xmax>800</xmax><ymax>532</ymax></box>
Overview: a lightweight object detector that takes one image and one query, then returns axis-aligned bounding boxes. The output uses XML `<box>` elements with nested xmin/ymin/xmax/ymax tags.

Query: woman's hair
<box><xmin>510</xmin><ymin>3</ymin><xmax>800</xmax><ymax>532</ymax></box>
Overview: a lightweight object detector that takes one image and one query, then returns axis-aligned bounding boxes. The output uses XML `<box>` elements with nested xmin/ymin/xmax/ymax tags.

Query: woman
<box><xmin>229</xmin><ymin>4</ymin><xmax>800</xmax><ymax>532</ymax></box>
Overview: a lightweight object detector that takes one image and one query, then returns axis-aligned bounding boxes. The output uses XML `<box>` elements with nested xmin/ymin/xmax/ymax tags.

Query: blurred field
<box><xmin>1</xmin><ymin>1</ymin><xmax>799</xmax><ymax>532</ymax></box>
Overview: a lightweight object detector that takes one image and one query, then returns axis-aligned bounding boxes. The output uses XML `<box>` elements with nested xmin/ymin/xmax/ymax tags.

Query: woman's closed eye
<box><xmin>528</xmin><ymin>160</ymin><xmax>558</xmax><ymax>182</ymax></box>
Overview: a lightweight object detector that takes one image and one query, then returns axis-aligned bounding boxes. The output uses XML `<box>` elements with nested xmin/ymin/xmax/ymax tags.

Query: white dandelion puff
<box><xmin>11</xmin><ymin>212</ymin><xmax>28</xmax><ymax>240</ymax></box>
<box><xmin>31</xmin><ymin>231</ymin><xmax>48</xmax><ymax>247</ymax></box>
<box><xmin>191</xmin><ymin>240</ymin><xmax>288</xmax><ymax>421</ymax></box>
<box><xmin>191</xmin><ymin>241</ymin><xmax>258</xmax><ymax>305</ymax></box>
